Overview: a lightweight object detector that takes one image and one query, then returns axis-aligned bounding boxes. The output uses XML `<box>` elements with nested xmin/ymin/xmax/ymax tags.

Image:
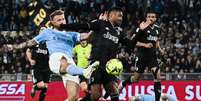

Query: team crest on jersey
<box><xmin>105</xmin><ymin>27</ymin><xmax>109</xmax><ymax>30</ymax></box>
<box><xmin>103</xmin><ymin>32</ymin><xmax>119</xmax><ymax>43</ymax></box>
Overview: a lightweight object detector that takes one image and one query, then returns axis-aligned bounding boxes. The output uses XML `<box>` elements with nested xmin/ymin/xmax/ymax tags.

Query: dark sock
<box><xmin>103</xmin><ymin>92</ymin><xmax>110</xmax><ymax>99</ymax></box>
<box><xmin>122</xmin><ymin>76</ymin><xmax>133</xmax><ymax>87</ymax></box>
<box><xmin>110</xmin><ymin>94</ymin><xmax>119</xmax><ymax>101</ymax></box>
<box><xmin>154</xmin><ymin>82</ymin><xmax>161</xmax><ymax>101</ymax></box>
<box><xmin>39</xmin><ymin>88</ymin><xmax>47</xmax><ymax>101</ymax></box>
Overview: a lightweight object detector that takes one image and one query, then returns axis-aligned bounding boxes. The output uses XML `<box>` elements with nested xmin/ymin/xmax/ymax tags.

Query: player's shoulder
<box><xmin>40</xmin><ymin>28</ymin><xmax>53</xmax><ymax>33</ymax></box>
<box><xmin>91</xmin><ymin>19</ymin><xmax>106</xmax><ymax>24</ymax></box>
<box><xmin>74</xmin><ymin>44</ymin><xmax>80</xmax><ymax>50</ymax></box>
<box><xmin>153</xmin><ymin>24</ymin><xmax>161</xmax><ymax>29</ymax></box>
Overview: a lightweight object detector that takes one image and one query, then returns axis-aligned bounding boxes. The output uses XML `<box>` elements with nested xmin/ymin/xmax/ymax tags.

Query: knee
<box><xmin>60</xmin><ymin>56</ymin><xmax>70</xmax><ymax>74</ymax></box>
<box><xmin>37</xmin><ymin>82</ymin><xmax>45</xmax><ymax>88</ymax></box>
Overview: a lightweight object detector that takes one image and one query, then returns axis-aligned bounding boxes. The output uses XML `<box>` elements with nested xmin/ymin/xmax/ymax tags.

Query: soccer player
<box><xmin>62</xmin><ymin>7</ymin><xmax>151</xmax><ymax>101</ymax></box>
<box><xmin>73</xmin><ymin>40</ymin><xmax>92</xmax><ymax>100</ymax></box>
<box><xmin>26</xmin><ymin>42</ymin><xmax>51</xmax><ymax>101</ymax></box>
<box><xmin>119</xmin><ymin>9</ymin><xmax>164</xmax><ymax>101</ymax></box>
<box><xmin>2</xmin><ymin>10</ymin><xmax>99</xmax><ymax>101</ymax></box>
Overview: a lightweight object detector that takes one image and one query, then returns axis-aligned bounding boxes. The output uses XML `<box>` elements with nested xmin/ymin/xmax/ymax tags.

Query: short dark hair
<box><xmin>146</xmin><ymin>8</ymin><xmax>158</xmax><ymax>17</ymax></box>
<box><xmin>108</xmin><ymin>7</ymin><xmax>123</xmax><ymax>14</ymax></box>
<box><xmin>49</xmin><ymin>10</ymin><xmax>64</xmax><ymax>20</ymax></box>
<box><xmin>146</xmin><ymin>9</ymin><xmax>157</xmax><ymax>14</ymax></box>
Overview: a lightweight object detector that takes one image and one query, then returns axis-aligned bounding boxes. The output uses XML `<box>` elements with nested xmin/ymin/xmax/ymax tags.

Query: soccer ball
<box><xmin>106</xmin><ymin>59</ymin><xmax>123</xmax><ymax>77</ymax></box>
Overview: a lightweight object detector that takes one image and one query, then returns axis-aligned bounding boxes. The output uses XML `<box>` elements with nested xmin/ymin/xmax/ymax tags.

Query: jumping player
<box><xmin>1</xmin><ymin>10</ymin><xmax>99</xmax><ymax>101</ymax></box>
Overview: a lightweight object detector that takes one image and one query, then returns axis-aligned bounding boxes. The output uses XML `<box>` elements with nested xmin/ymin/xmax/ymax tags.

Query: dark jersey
<box><xmin>61</xmin><ymin>20</ymin><xmax>137</xmax><ymax>67</ymax></box>
<box><xmin>30</xmin><ymin>43</ymin><xmax>49</xmax><ymax>70</ymax></box>
<box><xmin>136</xmin><ymin>24</ymin><xmax>161</xmax><ymax>56</ymax></box>
<box><xmin>89</xmin><ymin>20</ymin><xmax>137</xmax><ymax>66</ymax></box>
<box><xmin>90</xmin><ymin>20</ymin><xmax>123</xmax><ymax>65</ymax></box>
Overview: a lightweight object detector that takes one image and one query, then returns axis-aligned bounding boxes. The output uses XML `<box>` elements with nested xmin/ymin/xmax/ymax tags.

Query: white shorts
<box><xmin>49</xmin><ymin>52</ymin><xmax>80</xmax><ymax>84</ymax></box>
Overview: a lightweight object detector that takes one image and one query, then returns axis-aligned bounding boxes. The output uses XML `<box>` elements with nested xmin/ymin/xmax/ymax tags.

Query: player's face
<box><xmin>51</xmin><ymin>14</ymin><xmax>66</xmax><ymax>28</ymax></box>
<box><xmin>146</xmin><ymin>13</ymin><xmax>157</xmax><ymax>25</ymax></box>
<box><xmin>110</xmin><ymin>11</ymin><xmax>123</xmax><ymax>26</ymax></box>
<box><xmin>80</xmin><ymin>40</ymin><xmax>87</xmax><ymax>47</ymax></box>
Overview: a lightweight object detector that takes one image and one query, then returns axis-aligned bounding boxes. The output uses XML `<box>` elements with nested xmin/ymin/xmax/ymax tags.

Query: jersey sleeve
<box><xmin>33</xmin><ymin>28</ymin><xmax>50</xmax><ymax>43</ymax></box>
<box><xmin>89</xmin><ymin>20</ymin><xmax>102</xmax><ymax>30</ymax></box>
<box><xmin>71</xmin><ymin>32</ymin><xmax>81</xmax><ymax>42</ymax></box>
<box><xmin>60</xmin><ymin>20</ymin><xmax>102</xmax><ymax>31</ymax></box>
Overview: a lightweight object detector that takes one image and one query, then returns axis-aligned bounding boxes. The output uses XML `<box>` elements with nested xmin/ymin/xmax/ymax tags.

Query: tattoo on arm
<box><xmin>13</xmin><ymin>40</ymin><xmax>37</xmax><ymax>50</ymax></box>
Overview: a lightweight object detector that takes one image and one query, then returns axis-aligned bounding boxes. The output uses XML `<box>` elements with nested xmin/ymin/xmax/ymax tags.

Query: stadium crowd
<box><xmin>0</xmin><ymin>0</ymin><xmax>201</xmax><ymax>78</ymax></box>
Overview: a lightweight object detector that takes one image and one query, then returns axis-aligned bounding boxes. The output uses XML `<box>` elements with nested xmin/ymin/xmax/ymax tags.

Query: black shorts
<box><xmin>90</xmin><ymin>67</ymin><xmax>117</xmax><ymax>85</ymax></box>
<box><xmin>32</xmin><ymin>69</ymin><xmax>51</xmax><ymax>84</ymax></box>
<box><xmin>135</xmin><ymin>54</ymin><xmax>159</xmax><ymax>73</ymax></box>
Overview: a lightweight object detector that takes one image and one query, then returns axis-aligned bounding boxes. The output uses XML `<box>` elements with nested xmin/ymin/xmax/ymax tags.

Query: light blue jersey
<box><xmin>33</xmin><ymin>28</ymin><xmax>80</xmax><ymax>57</ymax></box>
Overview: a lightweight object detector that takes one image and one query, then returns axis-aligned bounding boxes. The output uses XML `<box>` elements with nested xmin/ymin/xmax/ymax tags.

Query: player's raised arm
<box><xmin>80</xmin><ymin>31</ymin><xmax>93</xmax><ymax>41</ymax></box>
<box><xmin>60</xmin><ymin>12</ymin><xmax>106</xmax><ymax>31</ymax></box>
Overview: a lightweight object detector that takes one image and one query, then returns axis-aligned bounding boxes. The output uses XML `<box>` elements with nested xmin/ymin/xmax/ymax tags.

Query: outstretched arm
<box><xmin>6</xmin><ymin>39</ymin><xmax>37</xmax><ymax>51</ymax></box>
<box><xmin>26</xmin><ymin>48</ymin><xmax>36</xmax><ymax>66</ymax></box>
<box><xmin>61</xmin><ymin>12</ymin><xmax>106</xmax><ymax>31</ymax></box>
<box><xmin>136</xmin><ymin>42</ymin><xmax>153</xmax><ymax>48</ymax></box>
<box><xmin>80</xmin><ymin>31</ymin><xmax>93</xmax><ymax>41</ymax></box>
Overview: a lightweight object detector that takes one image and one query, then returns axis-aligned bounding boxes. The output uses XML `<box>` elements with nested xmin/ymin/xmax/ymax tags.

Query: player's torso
<box><xmin>32</xmin><ymin>43</ymin><xmax>49</xmax><ymax>70</ymax></box>
<box><xmin>75</xmin><ymin>44</ymin><xmax>91</xmax><ymax>68</ymax></box>
<box><xmin>91</xmin><ymin>21</ymin><xmax>121</xmax><ymax>64</ymax></box>
<box><xmin>137</xmin><ymin>24</ymin><xmax>160</xmax><ymax>55</ymax></box>
<box><xmin>47</xmin><ymin>29</ymin><xmax>77</xmax><ymax>57</ymax></box>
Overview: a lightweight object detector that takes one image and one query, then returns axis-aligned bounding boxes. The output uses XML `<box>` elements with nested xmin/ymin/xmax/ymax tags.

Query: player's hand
<box><xmin>29</xmin><ymin>59</ymin><xmax>36</xmax><ymax>66</ymax></box>
<box><xmin>99</xmin><ymin>11</ymin><xmax>108</xmax><ymax>21</ymax></box>
<box><xmin>139</xmin><ymin>20</ymin><xmax>151</xmax><ymax>30</ymax></box>
<box><xmin>144</xmin><ymin>43</ymin><xmax>153</xmax><ymax>48</ymax></box>
<box><xmin>80</xmin><ymin>31</ymin><xmax>93</xmax><ymax>40</ymax></box>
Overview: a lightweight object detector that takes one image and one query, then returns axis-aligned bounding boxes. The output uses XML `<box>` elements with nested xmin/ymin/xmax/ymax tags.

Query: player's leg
<box><xmin>66</xmin><ymin>80</ymin><xmax>79</xmax><ymax>101</ymax></box>
<box><xmin>149</xmin><ymin>55</ymin><xmax>161</xmax><ymax>101</ymax></box>
<box><xmin>38</xmin><ymin>70</ymin><xmax>51</xmax><ymax>101</ymax></box>
<box><xmin>119</xmin><ymin>72</ymin><xmax>142</xmax><ymax>91</ymax></box>
<box><xmin>31</xmin><ymin>70</ymin><xmax>46</xmax><ymax>98</ymax></box>
<box><xmin>89</xmin><ymin>68</ymin><xmax>103</xmax><ymax>101</ymax></box>
<box><xmin>49</xmin><ymin>53</ymin><xmax>99</xmax><ymax>78</ymax></box>
<box><xmin>78</xmin><ymin>76</ymin><xmax>90</xmax><ymax>100</ymax></box>
<box><xmin>90</xmin><ymin>84</ymin><xmax>102</xmax><ymax>101</ymax></box>
<box><xmin>62</xmin><ymin>74</ymin><xmax>80</xmax><ymax>101</ymax></box>
<box><xmin>151</xmin><ymin>67</ymin><xmax>161</xmax><ymax>101</ymax></box>
<box><xmin>104</xmin><ymin>81</ymin><xmax>119</xmax><ymax>101</ymax></box>
<box><xmin>119</xmin><ymin>56</ymin><xmax>145</xmax><ymax>91</ymax></box>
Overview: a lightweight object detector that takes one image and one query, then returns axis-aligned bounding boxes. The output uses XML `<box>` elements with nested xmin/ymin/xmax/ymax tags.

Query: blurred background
<box><xmin>0</xmin><ymin>0</ymin><xmax>201</xmax><ymax>81</ymax></box>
